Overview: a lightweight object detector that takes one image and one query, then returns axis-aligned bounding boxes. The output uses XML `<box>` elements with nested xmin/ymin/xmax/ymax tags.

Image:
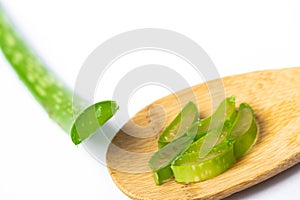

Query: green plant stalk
<box><xmin>0</xmin><ymin>7</ymin><xmax>118</xmax><ymax>144</ymax></box>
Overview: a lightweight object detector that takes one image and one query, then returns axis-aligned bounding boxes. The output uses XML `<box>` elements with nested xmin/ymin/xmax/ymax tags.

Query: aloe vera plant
<box><xmin>0</xmin><ymin>7</ymin><xmax>118</xmax><ymax>144</ymax></box>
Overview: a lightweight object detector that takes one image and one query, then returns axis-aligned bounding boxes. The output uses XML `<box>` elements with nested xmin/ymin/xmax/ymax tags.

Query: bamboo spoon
<box><xmin>106</xmin><ymin>66</ymin><xmax>300</xmax><ymax>200</ymax></box>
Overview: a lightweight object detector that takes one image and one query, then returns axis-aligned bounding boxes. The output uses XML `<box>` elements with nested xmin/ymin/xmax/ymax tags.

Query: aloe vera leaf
<box><xmin>0</xmin><ymin>7</ymin><xmax>118</xmax><ymax>144</ymax></box>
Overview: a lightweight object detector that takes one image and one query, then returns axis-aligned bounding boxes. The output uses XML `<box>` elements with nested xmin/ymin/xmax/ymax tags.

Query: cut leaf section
<box><xmin>158</xmin><ymin>102</ymin><xmax>198</xmax><ymax>148</ymax></box>
<box><xmin>149</xmin><ymin>97</ymin><xmax>259</xmax><ymax>185</ymax></box>
<box><xmin>171</xmin><ymin>142</ymin><xmax>236</xmax><ymax>183</ymax></box>
<box><xmin>149</xmin><ymin>122</ymin><xmax>198</xmax><ymax>185</ymax></box>
<box><xmin>195</xmin><ymin>96</ymin><xmax>236</xmax><ymax>140</ymax></box>
<box><xmin>229</xmin><ymin>103</ymin><xmax>258</xmax><ymax>159</ymax></box>
<box><xmin>185</xmin><ymin>121</ymin><xmax>231</xmax><ymax>155</ymax></box>
<box><xmin>71</xmin><ymin>101</ymin><xmax>119</xmax><ymax>145</ymax></box>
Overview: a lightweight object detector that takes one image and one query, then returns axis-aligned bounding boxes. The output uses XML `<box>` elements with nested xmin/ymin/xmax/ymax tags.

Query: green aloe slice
<box><xmin>158</xmin><ymin>101</ymin><xmax>198</xmax><ymax>149</ymax></box>
<box><xmin>149</xmin><ymin>98</ymin><xmax>259</xmax><ymax>185</ymax></box>
<box><xmin>185</xmin><ymin>120</ymin><xmax>231</xmax><ymax>154</ymax></box>
<box><xmin>70</xmin><ymin>101</ymin><xmax>119</xmax><ymax>144</ymax></box>
<box><xmin>195</xmin><ymin>96</ymin><xmax>236</xmax><ymax>158</ymax></box>
<box><xmin>149</xmin><ymin>122</ymin><xmax>198</xmax><ymax>185</ymax></box>
<box><xmin>171</xmin><ymin>142</ymin><xmax>236</xmax><ymax>183</ymax></box>
<box><xmin>229</xmin><ymin>103</ymin><xmax>258</xmax><ymax>159</ymax></box>
<box><xmin>0</xmin><ymin>8</ymin><xmax>119</xmax><ymax>144</ymax></box>
<box><xmin>195</xmin><ymin>96</ymin><xmax>236</xmax><ymax>140</ymax></box>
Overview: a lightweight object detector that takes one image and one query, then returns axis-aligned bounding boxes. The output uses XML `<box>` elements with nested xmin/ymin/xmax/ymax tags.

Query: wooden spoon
<box><xmin>106</xmin><ymin>67</ymin><xmax>300</xmax><ymax>200</ymax></box>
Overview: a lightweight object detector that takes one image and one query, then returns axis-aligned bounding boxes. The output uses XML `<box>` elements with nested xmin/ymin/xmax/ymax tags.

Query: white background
<box><xmin>1</xmin><ymin>0</ymin><xmax>300</xmax><ymax>199</ymax></box>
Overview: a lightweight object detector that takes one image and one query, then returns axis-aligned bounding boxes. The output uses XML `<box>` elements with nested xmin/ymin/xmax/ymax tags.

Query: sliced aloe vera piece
<box><xmin>171</xmin><ymin>142</ymin><xmax>236</xmax><ymax>183</ymax></box>
<box><xmin>158</xmin><ymin>102</ymin><xmax>198</xmax><ymax>149</ymax></box>
<box><xmin>195</xmin><ymin>96</ymin><xmax>236</xmax><ymax>140</ymax></box>
<box><xmin>149</xmin><ymin>123</ymin><xmax>198</xmax><ymax>185</ymax></box>
<box><xmin>229</xmin><ymin>103</ymin><xmax>258</xmax><ymax>159</ymax></box>
<box><xmin>152</xmin><ymin>165</ymin><xmax>173</xmax><ymax>185</ymax></box>
<box><xmin>194</xmin><ymin>97</ymin><xmax>236</xmax><ymax>158</ymax></box>
<box><xmin>185</xmin><ymin>121</ymin><xmax>231</xmax><ymax>154</ymax></box>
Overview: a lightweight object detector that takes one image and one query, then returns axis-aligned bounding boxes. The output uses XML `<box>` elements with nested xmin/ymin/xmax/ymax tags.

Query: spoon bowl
<box><xmin>106</xmin><ymin>67</ymin><xmax>300</xmax><ymax>199</ymax></box>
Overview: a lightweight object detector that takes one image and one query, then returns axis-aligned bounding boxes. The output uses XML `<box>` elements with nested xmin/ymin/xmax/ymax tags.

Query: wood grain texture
<box><xmin>106</xmin><ymin>67</ymin><xmax>300</xmax><ymax>200</ymax></box>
